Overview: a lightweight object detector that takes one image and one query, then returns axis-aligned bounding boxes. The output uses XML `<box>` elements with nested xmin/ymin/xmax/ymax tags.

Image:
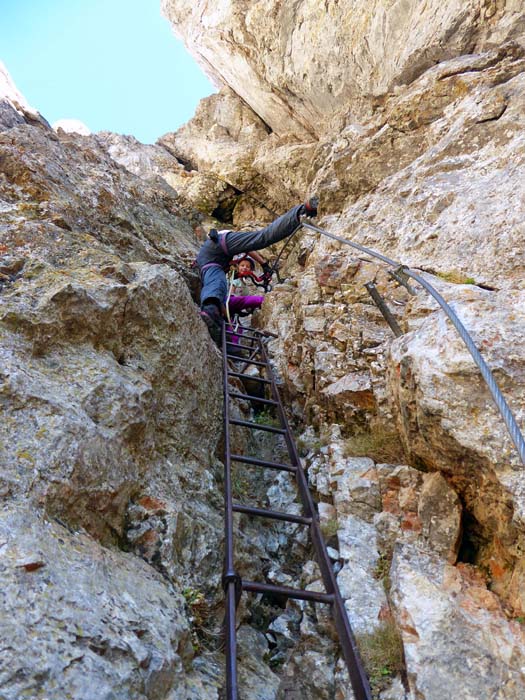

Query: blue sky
<box><xmin>0</xmin><ymin>0</ymin><xmax>215</xmax><ymax>143</ymax></box>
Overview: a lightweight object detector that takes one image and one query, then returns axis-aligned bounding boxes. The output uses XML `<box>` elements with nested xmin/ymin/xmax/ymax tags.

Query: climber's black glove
<box><xmin>262</xmin><ymin>262</ymin><xmax>272</xmax><ymax>275</ymax></box>
<box><xmin>300</xmin><ymin>196</ymin><xmax>319</xmax><ymax>218</ymax></box>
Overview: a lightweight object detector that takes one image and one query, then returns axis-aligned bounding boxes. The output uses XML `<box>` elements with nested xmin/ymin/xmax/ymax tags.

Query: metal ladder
<box><xmin>221</xmin><ymin>321</ymin><xmax>372</xmax><ymax>700</ymax></box>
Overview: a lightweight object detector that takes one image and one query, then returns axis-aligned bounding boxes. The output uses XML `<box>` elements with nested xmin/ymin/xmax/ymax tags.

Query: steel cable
<box><xmin>302</xmin><ymin>221</ymin><xmax>525</xmax><ymax>466</ymax></box>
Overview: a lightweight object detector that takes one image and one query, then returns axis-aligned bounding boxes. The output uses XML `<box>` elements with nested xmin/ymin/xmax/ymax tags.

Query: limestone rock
<box><xmin>0</xmin><ymin>505</ymin><xmax>191</xmax><ymax>700</ymax></box>
<box><xmin>317</xmin><ymin>46</ymin><xmax>525</xmax><ymax>287</ymax></box>
<box><xmin>3</xmin><ymin>1</ymin><xmax>525</xmax><ymax>695</ymax></box>
<box><xmin>0</xmin><ymin>253</ymin><xmax>222</xmax><ymax>544</ymax></box>
<box><xmin>95</xmin><ymin>130</ymin><xmax>229</xmax><ymax>219</ymax></box>
<box><xmin>53</xmin><ymin>118</ymin><xmax>92</xmax><ymax>136</ymax></box>
<box><xmin>157</xmin><ymin>86</ymin><xmax>326</xmax><ymax>223</ymax></box>
<box><xmin>277</xmin><ymin>649</ymin><xmax>335</xmax><ymax>699</ymax></box>
<box><xmin>387</xmin><ymin>278</ymin><xmax>525</xmax><ymax>607</ymax></box>
<box><xmin>418</xmin><ymin>472</ymin><xmax>462</xmax><ymax>564</ymax></box>
<box><xmin>162</xmin><ymin>0</ymin><xmax>525</xmax><ymax>138</ymax></box>
<box><xmin>391</xmin><ymin>544</ymin><xmax>525</xmax><ymax>700</ymax></box>
<box><xmin>259</xmin><ymin>249</ymin><xmax>392</xmax><ymax>430</ymax></box>
<box><xmin>0</xmin><ymin>123</ymin><xmax>198</xmax><ymax>278</ymax></box>
<box><xmin>159</xmin><ymin>87</ymin><xmax>280</xmax><ymax>224</ymax></box>
<box><xmin>238</xmin><ymin>626</ymin><xmax>280</xmax><ymax>699</ymax></box>
<box><xmin>0</xmin><ymin>61</ymin><xmax>49</xmax><ymax>131</ymax></box>
<box><xmin>159</xmin><ymin>87</ymin><xmax>270</xmax><ymax>184</ymax></box>
<box><xmin>300</xmin><ymin>429</ymin><xmax>463</xmax><ymax>694</ymax></box>
<box><xmin>160</xmin><ymin>42</ymin><xmax>525</xmax><ymax>287</ymax></box>
<box><xmin>0</xmin><ymin>96</ymin><xmax>228</xmax><ymax>698</ymax></box>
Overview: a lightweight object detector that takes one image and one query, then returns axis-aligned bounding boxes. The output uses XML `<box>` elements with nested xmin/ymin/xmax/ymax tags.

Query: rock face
<box><xmin>302</xmin><ymin>427</ymin><xmax>525</xmax><ymax>700</ymax></box>
<box><xmin>0</xmin><ymin>505</ymin><xmax>191</xmax><ymax>700</ymax></box>
<box><xmin>158</xmin><ymin>42</ymin><xmax>525</xmax><ymax>286</ymax></box>
<box><xmin>0</xmin><ymin>66</ymin><xmax>228</xmax><ymax>698</ymax></box>
<box><xmin>158</xmin><ymin>3</ymin><xmax>525</xmax><ymax>699</ymax></box>
<box><xmin>4</xmin><ymin>0</ymin><xmax>525</xmax><ymax>697</ymax></box>
<box><xmin>387</xmin><ymin>280</ymin><xmax>525</xmax><ymax>612</ymax></box>
<box><xmin>317</xmin><ymin>46</ymin><xmax>525</xmax><ymax>289</ymax></box>
<box><xmin>1</xmin><ymin>60</ymin><xmax>50</xmax><ymax>131</ymax></box>
<box><xmin>162</xmin><ymin>0</ymin><xmax>525</xmax><ymax>138</ymax></box>
<box><xmin>53</xmin><ymin>118</ymin><xmax>92</xmax><ymax>135</ymax></box>
<box><xmin>0</xmin><ymin>66</ymin><xmax>343</xmax><ymax>700</ymax></box>
<box><xmin>94</xmin><ymin>130</ymin><xmax>231</xmax><ymax>221</ymax></box>
<box><xmin>158</xmin><ymin>86</ymin><xmax>277</xmax><ymax>225</ymax></box>
<box><xmin>391</xmin><ymin>546</ymin><xmax>525</xmax><ymax>700</ymax></box>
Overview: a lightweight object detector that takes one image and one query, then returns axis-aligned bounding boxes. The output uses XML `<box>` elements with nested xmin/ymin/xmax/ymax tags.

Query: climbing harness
<box><xmin>221</xmin><ymin>322</ymin><xmax>372</xmax><ymax>700</ymax></box>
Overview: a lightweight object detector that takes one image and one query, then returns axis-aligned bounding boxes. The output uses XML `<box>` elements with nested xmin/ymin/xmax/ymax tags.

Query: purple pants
<box><xmin>226</xmin><ymin>295</ymin><xmax>264</xmax><ymax>345</ymax></box>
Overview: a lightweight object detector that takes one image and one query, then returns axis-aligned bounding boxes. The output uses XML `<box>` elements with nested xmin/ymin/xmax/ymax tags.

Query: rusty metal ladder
<box><xmin>221</xmin><ymin>321</ymin><xmax>372</xmax><ymax>700</ymax></box>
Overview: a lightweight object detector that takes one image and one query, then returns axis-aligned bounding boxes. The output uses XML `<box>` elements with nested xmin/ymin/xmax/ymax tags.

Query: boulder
<box><xmin>391</xmin><ymin>544</ymin><xmax>525</xmax><ymax>700</ymax></box>
<box><xmin>0</xmin><ymin>505</ymin><xmax>191</xmax><ymax>700</ymax></box>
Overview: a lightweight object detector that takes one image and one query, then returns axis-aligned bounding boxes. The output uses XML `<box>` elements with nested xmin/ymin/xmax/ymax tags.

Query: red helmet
<box><xmin>233</xmin><ymin>255</ymin><xmax>256</xmax><ymax>271</ymax></box>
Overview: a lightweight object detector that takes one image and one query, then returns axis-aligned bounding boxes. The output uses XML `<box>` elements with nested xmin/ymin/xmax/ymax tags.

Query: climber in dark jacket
<box><xmin>197</xmin><ymin>198</ymin><xmax>318</xmax><ymax>342</ymax></box>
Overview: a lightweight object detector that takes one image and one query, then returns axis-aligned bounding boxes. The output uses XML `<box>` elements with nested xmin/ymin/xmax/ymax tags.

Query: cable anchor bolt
<box><xmin>388</xmin><ymin>264</ymin><xmax>417</xmax><ymax>296</ymax></box>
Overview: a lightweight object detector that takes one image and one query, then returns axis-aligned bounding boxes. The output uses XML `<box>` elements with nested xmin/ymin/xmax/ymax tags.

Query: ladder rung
<box><xmin>226</xmin><ymin>341</ymin><xmax>260</xmax><ymax>351</ymax></box>
<box><xmin>233</xmin><ymin>503</ymin><xmax>312</xmax><ymax>525</ymax></box>
<box><xmin>228</xmin><ymin>392</ymin><xmax>278</xmax><ymax>406</ymax></box>
<box><xmin>232</xmin><ymin>333</ymin><xmax>262</xmax><ymax>341</ymax></box>
<box><xmin>230</xmin><ymin>454</ymin><xmax>296</xmax><ymax>472</ymax></box>
<box><xmin>228</xmin><ymin>372</ymin><xmax>272</xmax><ymax>384</ymax></box>
<box><xmin>238</xmin><ymin>328</ymin><xmax>278</xmax><ymax>339</ymax></box>
<box><xmin>232</xmin><ymin>327</ymin><xmax>263</xmax><ymax>335</ymax></box>
<box><xmin>227</xmin><ymin>357</ymin><xmax>267</xmax><ymax>367</ymax></box>
<box><xmin>230</xmin><ymin>419</ymin><xmax>285</xmax><ymax>434</ymax></box>
<box><xmin>242</xmin><ymin>580</ymin><xmax>334</xmax><ymax>604</ymax></box>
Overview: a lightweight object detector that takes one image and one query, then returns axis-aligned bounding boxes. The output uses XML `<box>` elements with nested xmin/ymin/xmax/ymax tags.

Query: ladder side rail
<box><xmin>221</xmin><ymin>322</ymin><xmax>239</xmax><ymax>700</ymax></box>
<box><xmin>258</xmin><ymin>339</ymin><xmax>373</xmax><ymax>700</ymax></box>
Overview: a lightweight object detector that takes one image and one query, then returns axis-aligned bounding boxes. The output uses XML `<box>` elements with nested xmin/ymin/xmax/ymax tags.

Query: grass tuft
<box><xmin>357</xmin><ymin>620</ymin><xmax>405</xmax><ymax>696</ymax></box>
<box><xmin>231</xmin><ymin>467</ymin><xmax>251</xmax><ymax>500</ymax></box>
<box><xmin>320</xmin><ymin>517</ymin><xmax>339</xmax><ymax>539</ymax></box>
<box><xmin>373</xmin><ymin>553</ymin><xmax>393</xmax><ymax>594</ymax></box>
<box><xmin>343</xmin><ymin>430</ymin><xmax>405</xmax><ymax>464</ymax></box>
<box><xmin>253</xmin><ymin>408</ymin><xmax>279</xmax><ymax>428</ymax></box>
<box><xmin>437</xmin><ymin>270</ymin><xmax>476</xmax><ymax>285</ymax></box>
<box><xmin>182</xmin><ymin>587</ymin><xmax>211</xmax><ymax>653</ymax></box>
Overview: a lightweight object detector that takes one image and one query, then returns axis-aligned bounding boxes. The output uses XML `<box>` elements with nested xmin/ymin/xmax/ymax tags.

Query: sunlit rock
<box><xmin>0</xmin><ymin>505</ymin><xmax>191</xmax><ymax>700</ymax></box>
<box><xmin>388</xmin><ymin>278</ymin><xmax>525</xmax><ymax>611</ymax></box>
<box><xmin>3</xmin><ymin>1</ymin><xmax>525</xmax><ymax>696</ymax></box>
<box><xmin>162</xmin><ymin>0</ymin><xmax>524</xmax><ymax>137</ymax></box>
<box><xmin>0</xmin><ymin>61</ymin><xmax>49</xmax><ymax>130</ymax></box>
<box><xmin>53</xmin><ymin>118</ymin><xmax>91</xmax><ymax>135</ymax></box>
<box><xmin>391</xmin><ymin>544</ymin><xmax>525</xmax><ymax>700</ymax></box>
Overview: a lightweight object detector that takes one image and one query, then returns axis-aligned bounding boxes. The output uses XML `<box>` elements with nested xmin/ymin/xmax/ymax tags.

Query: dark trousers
<box><xmin>200</xmin><ymin>266</ymin><xmax>228</xmax><ymax>308</ymax></box>
<box><xmin>199</xmin><ymin>205</ymin><xmax>302</xmax><ymax>307</ymax></box>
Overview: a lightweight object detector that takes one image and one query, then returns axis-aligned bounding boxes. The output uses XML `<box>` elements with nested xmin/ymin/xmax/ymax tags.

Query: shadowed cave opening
<box><xmin>456</xmin><ymin>508</ymin><xmax>488</xmax><ymax>565</ymax></box>
<box><xmin>212</xmin><ymin>189</ymin><xmax>242</xmax><ymax>224</ymax></box>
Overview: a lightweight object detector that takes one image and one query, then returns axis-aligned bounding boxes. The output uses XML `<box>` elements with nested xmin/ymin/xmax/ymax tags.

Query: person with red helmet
<box><xmin>197</xmin><ymin>197</ymin><xmax>318</xmax><ymax>343</ymax></box>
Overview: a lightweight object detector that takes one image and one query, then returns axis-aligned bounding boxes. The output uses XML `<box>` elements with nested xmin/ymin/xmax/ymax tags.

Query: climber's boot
<box><xmin>200</xmin><ymin>304</ymin><xmax>222</xmax><ymax>346</ymax></box>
